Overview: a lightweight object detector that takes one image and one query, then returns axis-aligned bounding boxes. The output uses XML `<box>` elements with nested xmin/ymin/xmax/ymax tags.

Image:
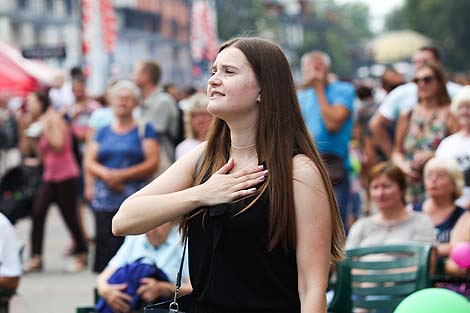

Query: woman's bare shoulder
<box><xmin>292</xmin><ymin>154</ymin><xmax>326</xmax><ymax>191</ymax></box>
<box><xmin>293</xmin><ymin>154</ymin><xmax>321</xmax><ymax>177</ymax></box>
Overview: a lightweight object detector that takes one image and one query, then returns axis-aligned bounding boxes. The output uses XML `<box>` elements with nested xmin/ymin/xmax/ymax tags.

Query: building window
<box><xmin>30</xmin><ymin>0</ymin><xmax>44</xmax><ymax>13</ymax></box>
<box><xmin>17</xmin><ymin>0</ymin><xmax>28</xmax><ymax>10</ymax></box>
<box><xmin>121</xmin><ymin>8</ymin><xmax>161</xmax><ymax>33</ymax></box>
<box><xmin>53</xmin><ymin>0</ymin><xmax>65</xmax><ymax>16</ymax></box>
<box><xmin>65</xmin><ymin>0</ymin><xmax>73</xmax><ymax>16</ymax></box>
<box><xmin>46</xmin><ymin>0</ymin><xmax>53</xmax><ymax>12</ymax></box>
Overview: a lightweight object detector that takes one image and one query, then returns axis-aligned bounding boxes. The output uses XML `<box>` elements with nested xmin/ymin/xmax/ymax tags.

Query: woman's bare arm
<box><xmin>112</xmin><ymin>143</ymin><xmax>266</xmax><ymax>236</ymax></box>
<box><xmin>294</xmin><ymin>155</ymin><xmax>332</xmax><ymax>313</ymax></box>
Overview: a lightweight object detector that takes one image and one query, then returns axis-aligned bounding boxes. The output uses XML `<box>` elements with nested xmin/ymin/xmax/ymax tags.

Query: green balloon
<box><xmin>394</xmin><ymin>288</ymin><xmax>470</xmax><ymax>313</ymax></box>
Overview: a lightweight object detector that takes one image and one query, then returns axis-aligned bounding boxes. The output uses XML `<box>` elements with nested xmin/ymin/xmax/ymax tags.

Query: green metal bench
<box><xmin>328</xmin><ymin>244</ymin><xmax>434</xmax><ymax>313</ymax></box>
<box><xmin>76</xmin><ymin>288</ymin><xmax>99</xmax><ymax>313</ymax></box>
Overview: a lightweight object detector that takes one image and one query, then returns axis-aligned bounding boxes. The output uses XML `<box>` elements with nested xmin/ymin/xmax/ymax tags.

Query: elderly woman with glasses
<box><xmin>84</xmin><ymin>80</ymin><xmax>159</xmax><ymax>273</ymax></box>
<box><xmin>414</xmin><ymin>157</ymin><xmax>466</xmax><ymax>257</ymax></box>
<box><xmin>392</xmin><ymin>62</ymin><xmax>459</xmax><ymax>206</ymax></box>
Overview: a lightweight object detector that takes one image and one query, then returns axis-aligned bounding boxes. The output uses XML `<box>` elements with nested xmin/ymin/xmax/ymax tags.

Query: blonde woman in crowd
<box><xmin>175</xmin><ymin>92</ymin><xmax>213</xmax><ymax>160</ymax></box>
<box><xmin>413</xmin><ymin>157</ymin><xmax>466</xmax><ymax>257</ymax></box>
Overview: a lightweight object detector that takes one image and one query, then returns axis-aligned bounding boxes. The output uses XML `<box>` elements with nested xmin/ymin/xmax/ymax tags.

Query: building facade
<box><xmin>0</xmin><ymin>0</ymin><xmax>193</xmax><ymax>95</ymax></box>
<box><xmin>0</xmin><ymin>0</ymin><xmax>81</xmax><ymax>70</ymax></box>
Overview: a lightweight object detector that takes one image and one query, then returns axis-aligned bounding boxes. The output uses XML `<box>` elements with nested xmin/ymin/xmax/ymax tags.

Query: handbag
<box><xmin>320</xmin><ymin>153</ymin><xmax>347</xmax><ymax>185</ymax></box>
<box><xmin>143</xmin><ymin>233</ymin><xmax>193</xmax><ymax>313</ymax></box>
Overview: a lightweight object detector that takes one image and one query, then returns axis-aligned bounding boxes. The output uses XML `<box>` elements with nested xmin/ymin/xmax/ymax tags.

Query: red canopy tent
<box><xmin>0</xmin><ymin>48</ymin><xmax>39</xmax><ymax>97</ymax></box>
<box><xmin>0</xmin><ymin>41</ymin><xmax>60</xmax><ymax>97</ymax></box>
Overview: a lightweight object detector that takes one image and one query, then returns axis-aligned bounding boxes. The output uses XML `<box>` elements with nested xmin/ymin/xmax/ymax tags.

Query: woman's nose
<box><xmin>208</xmin><ymin>73</ymin><xmax>221</xmax><ymax>86</ymax></box>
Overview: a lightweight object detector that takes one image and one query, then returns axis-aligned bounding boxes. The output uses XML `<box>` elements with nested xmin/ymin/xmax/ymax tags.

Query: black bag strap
<box><xmin>168</xmin><ymin>151</ymin><xmax>204</xmax><ymax>312</ymax></box>
<box><xmin>169</xmin><ymin>232</ymin><xmax>188</xmax><ymax>312</ymax></box>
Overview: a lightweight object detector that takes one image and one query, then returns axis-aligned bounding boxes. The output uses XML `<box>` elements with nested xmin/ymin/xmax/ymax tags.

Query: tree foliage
<box><xmin>214</xmin><ymin>0</ymin><xmax>266</xmax><ymax>40</ymax></box>
<box><xmin>384</xmin><ymin>8</ymin><xmax>406</xmax><ymax>31</ymax></box>
<box><xmin>213</xmin><ymin>0</ymin><xmax>373</xmax><ymax>77</ymax></box>
<box><xmin>295</xmin><ymin>2</ymin><xmax>372</xmax><ymax>77</ymax></box>
<box><xmin>385</xmin><ymin>0</ymin><xmax>470</xmax><ymax>71</ymax></box>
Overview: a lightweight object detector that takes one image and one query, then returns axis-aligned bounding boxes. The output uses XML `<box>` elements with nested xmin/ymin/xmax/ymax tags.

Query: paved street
<box><xmin>10</xmin><ymin>206</ymin><xmax>97</xmax><ymax>313</ymax></box>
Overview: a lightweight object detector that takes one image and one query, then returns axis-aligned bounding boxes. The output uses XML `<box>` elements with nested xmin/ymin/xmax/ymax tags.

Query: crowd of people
<box><xmin>0</xmin><ymin>60</ymin><xmax>212</xmax><ymax>309</ymax></box>
<box><xmin>0</xmin><ymin>37</ymin><xmax>469</xmax><ymax>311</ymax></box>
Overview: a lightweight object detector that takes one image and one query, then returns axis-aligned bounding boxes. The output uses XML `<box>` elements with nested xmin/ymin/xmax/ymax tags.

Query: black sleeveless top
<box><xmin>188</xmin><ymin>183</ymin><xmax>301</xmax><ymax>313</ymax></box>
<box><xmin>413</xmin><ymin>203</ymin><xmax>465</xmax><ymax>244</ymax></box>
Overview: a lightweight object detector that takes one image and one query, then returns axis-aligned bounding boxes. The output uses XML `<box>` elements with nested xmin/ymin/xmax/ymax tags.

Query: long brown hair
<box><xmin>180</xmin><ymin>37</ymin><xmax>344</xmax><ymax>261</ymax></box>
<box><xmin>417</xmin><ymin>62</ymin><xmax>450</xmax><ymax>106</ymax></box>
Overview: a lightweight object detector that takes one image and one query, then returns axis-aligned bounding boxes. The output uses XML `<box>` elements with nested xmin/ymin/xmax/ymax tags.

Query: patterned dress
<box><xmin>403</xmin><ymin>105</ymin><xmax>451</xmax><ymax>204</ymax></box>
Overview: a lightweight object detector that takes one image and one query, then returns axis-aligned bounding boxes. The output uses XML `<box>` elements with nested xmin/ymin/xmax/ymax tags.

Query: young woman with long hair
<box><xmin>113</xmin><ymin>37</ymin><xmax>344</xmax><ymax>312</ymax></box>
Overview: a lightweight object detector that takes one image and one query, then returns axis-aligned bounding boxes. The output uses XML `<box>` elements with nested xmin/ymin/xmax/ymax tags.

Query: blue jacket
<box><xmin>96</xmin><ymin>258</ymin><xmax>169</xmax><ymax>313</ymax></box>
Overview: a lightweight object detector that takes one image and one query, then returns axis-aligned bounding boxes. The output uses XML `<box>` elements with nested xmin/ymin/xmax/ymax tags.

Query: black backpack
<box><xmin>0</xmin><ymin>165</ymin><xmax>42</xmax><ymax>224</ymax></box>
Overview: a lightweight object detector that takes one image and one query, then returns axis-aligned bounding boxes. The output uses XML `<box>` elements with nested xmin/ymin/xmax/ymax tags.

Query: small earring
<box><xmin>256</xmin><ymin>96</ymin><xmax>261</xmax><ymax>103</ymax></box>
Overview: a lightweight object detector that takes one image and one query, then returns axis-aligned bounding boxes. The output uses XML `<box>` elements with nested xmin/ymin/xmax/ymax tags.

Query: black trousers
<box><xmin>31</xmin><ymin>177</ymin><xmax>87</xmax><ymax>256</ymax></box>
<box><xmin>93</xmin><ymin>210</ymin><xmax>124</xmax><ymax>273</ymax></box>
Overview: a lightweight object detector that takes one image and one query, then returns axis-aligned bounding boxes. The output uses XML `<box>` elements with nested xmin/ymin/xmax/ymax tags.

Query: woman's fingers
<box><xmin>233</xmin><ymin>187</ymin><xmax>258</xmax><ymax>198</ymax></box>
<box><xmin>215</xmin><ymin>158</ymin><xmax>235</xmax><ymax>174</ymax></box>
<box><xmin>224</xmin><ymin>170</ymin><xmax>267</xmax><ymax>202</ymax></box>
<box><xmin>233</xmin><ymin>171</ymin><xmax>268</xmax><ymax>188</ymax></box>
<box><xmin>200</xmin><ymin>161</ymin><xmax>270</xmax><ymax>205</ymax></box>
<box><xmin>232</xmin><ymin>165</ymin><xmax>265</xmax><ymax>179</ymax></box>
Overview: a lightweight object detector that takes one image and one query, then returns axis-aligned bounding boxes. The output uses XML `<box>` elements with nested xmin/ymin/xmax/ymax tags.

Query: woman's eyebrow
<box><xmin>211</xmin><ymin>63</ymin><xmax>240</xmax><ymax>71</ymax></box>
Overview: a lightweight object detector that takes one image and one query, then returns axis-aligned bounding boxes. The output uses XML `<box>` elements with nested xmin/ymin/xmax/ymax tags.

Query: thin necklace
<box><xmin>231</xmin><ymin>142</ymin><xmax>256</xmax><ymax>150</ymax></box>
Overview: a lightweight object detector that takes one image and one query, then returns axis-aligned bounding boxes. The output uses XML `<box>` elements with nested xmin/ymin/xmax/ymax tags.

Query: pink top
<box><xmin>39</xmin><ymin>130</ymin><xmax>79</xmax><ymax>182</ymax></box>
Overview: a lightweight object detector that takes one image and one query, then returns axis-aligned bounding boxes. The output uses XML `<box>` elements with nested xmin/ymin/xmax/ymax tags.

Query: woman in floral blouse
<box><xmin>392</xmin><ymin>62</ymin><xmax>459</xmax><ymax>205</ymax></box>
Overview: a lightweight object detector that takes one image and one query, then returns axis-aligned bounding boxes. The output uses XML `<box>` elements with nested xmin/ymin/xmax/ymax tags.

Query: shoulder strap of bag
<box><xmin>170</xmin><ymin>233</ymin><xmax>188</xmax><ymax>311</ymax></box>
<box><xmin>168</xmin><ymin>151</ymin><xmax>204</xmax><ymax>312</ymax></box>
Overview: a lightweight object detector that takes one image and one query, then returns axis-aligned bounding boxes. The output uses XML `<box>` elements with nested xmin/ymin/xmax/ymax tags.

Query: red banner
<box><xmin>190</xmin><ymin>0</ymin><xmax>218</xmax><ymax>63</ymax></box>
<box><xmin>81</xmin><ymin>0</ymin><xmax>117</xmax><ymax>55</ymax></box>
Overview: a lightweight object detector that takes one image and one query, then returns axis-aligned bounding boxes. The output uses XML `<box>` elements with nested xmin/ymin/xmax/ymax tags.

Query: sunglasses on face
<box><xmin>413</xmin><ymin>75</ymin><xmax>435</xmax><ymax>85</ymax></box>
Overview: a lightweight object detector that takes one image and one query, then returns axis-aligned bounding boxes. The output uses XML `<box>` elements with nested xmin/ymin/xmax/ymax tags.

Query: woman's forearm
<box><xmin>112</xmin><ymin>185</ymin><xmax>204</xmax><ymax>236</ymax></box>
<box><xmin>85</xmin><ymin>159</ymin><xmax>109</xmax><ymax>180</ymax></box>
<box><xmin>391</xmin><ymin>151</ymin><xmax>409</xmax><ymax>170</ymax></box>
<box><xmin>97</xmin><ymin>266</ymin><xmax>116</xmax><ymax>296</ymax></box>
<box><xmin>300</xmin><ymin>289</ymin><xmax>327</xmax><ymax>313</ymax></box>
<box><xmin>437</xmin><ymin>242</ymin><xmax>451</xmax><ymax>257</ymax></box>
<box><xmin>118</xmin><ymin>157</ymin><xmax>158</xmax><ymax>181</ymax></box>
